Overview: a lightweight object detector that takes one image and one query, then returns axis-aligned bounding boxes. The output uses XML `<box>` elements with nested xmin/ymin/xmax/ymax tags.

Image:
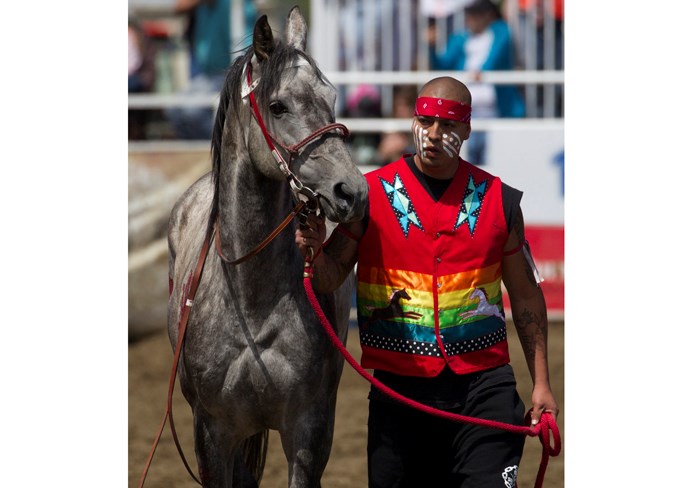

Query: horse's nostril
<box><xmin>333</xmin><ymin>182</ymin><xmax>355</xmax><ymax>207</ymax></box>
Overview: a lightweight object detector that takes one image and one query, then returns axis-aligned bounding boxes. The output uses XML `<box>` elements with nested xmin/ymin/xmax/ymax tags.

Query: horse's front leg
<box><xmin>279</xmin><ymin>395</ymin><xmax>338</xmax><ymax>488</ymax></box>
<box><xmin>192</xmin><ymin>405</ymin><xmax>246</xmax><ymax>488</ymax></box>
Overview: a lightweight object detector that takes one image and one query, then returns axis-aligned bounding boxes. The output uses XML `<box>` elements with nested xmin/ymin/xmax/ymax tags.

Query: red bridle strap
<box><xmin>244</xmin><ymin>62</ymin><xmax>350</xmax><ymax>193</ymax></box>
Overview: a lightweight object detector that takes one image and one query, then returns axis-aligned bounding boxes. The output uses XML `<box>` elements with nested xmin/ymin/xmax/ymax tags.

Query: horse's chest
<box><xmin>189</xmin><ymin>299</ymin><xmax>332</xmax><ymax>403</ymax></box>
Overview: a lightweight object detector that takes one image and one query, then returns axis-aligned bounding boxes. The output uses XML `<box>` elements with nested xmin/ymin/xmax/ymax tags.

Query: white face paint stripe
<box><xmin>414</xmin><ymin>123</ymin><xmax>427</xmax><ymax>157</ymax></box>
<box><xmin>441</xmin><ymin>141</ymin><xmax>455</xmax><ymax>157</ymax></box>
<box><xmin>441</xmin><ymin>131</ymin><xmax>462</xmax><ymax>157</ymax></box>
<box><xmin>448</xmin><ymin>131</ymin><xmax>461</xmax><ymax>144</ymax></box>
<box><xmin>413</xmin><ymin>120</ymin><xmax>465</xmax><ymax>159</ymax></box>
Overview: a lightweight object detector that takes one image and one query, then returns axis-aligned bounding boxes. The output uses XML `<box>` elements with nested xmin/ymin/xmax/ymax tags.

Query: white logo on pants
<box><xmin>502</xmin><ymin>465</ymin><xmax>518</xmax><ymax>487</ymax></box>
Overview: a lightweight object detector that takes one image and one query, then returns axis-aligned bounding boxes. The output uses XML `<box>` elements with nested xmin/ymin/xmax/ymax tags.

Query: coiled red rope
<box><xmin>303</xmin><ymin>262</ymin><xmax>561</xmax><ymax>488</ymax></box>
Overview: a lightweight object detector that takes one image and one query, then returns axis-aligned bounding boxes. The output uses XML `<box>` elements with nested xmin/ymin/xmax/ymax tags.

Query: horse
<box><xmin>458</xmin><ymin>287</ymin><xmax>504</xmax><ymax>320</ymax></box>
<box><xmin>363</xmin><ymin>288</ymin><xmax>423</xmax><ymax>330</ymax></box>
<box><xmin>166</xmin><ymin>7</ymin><xmax>369</xmax><ymax>487</ymax></box>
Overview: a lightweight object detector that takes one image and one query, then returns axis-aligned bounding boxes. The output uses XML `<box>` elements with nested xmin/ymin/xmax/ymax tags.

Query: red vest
<box><xmin>357</xmin><ymin>158</ymin><xmax>510</xmax><ymax>376</ymax></box>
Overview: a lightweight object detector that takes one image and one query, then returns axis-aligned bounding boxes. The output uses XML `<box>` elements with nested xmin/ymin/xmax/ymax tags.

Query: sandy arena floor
<box><xmin>129</xmin><ymin>319</ymin><xmax>564</xmax><ymax>487</ymax></box>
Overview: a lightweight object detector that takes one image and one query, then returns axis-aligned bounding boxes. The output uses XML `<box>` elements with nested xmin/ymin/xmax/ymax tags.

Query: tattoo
<box><xmin>513</xmin><ymin>307</ymin><xmax>547</xmax><ymax>361</ymax></box>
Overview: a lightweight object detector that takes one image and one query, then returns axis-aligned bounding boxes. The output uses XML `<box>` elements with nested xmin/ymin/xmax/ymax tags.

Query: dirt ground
<box><xmin>129</xmin><ymin>321</ymin><xmax>564</xmax><ymax>488</ymax></box>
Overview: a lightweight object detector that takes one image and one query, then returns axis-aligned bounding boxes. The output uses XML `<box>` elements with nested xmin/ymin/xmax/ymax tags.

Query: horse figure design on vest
<box><xmin>166</xmin><ymin>8</ymin><xmax>368</xmax><ymax>487</ymax></box>
<box><xmin>458</xmin><ymin>287</ymin><xmax>504</xmax><ymax>320</ymax></box>
<box><xmin>363</xmin><ymin>288</ymin><xmax>423</xmax><ymax>330</ymax></box>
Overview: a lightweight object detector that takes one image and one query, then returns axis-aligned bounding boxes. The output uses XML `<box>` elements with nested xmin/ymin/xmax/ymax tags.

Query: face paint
<box><xmin>413</xmin><ymin>118</ymin><xmax>464</xmax><ymax>160</ymax></box>
<box><xmin>441</xmin><ymin>131</ymin><xmax>462</xmax><ymax>157</ymax></box>
<box><xmin>412</xmin><ymin>119</ymin><xmax>429</xmax><ymax>158</ymax></box>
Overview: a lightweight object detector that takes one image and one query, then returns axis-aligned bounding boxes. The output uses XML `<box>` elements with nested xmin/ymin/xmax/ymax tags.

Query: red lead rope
<box><xmin>302</xmin><ymin>263</ymin><xmax>561</xmax><ymax>488</ymax></box>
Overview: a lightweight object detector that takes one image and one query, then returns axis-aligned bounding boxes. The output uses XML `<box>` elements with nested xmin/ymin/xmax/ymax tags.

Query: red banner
<box><xmin>502</xmin><ymin>225</ymin><xmax>564</xmax><ymax>318</ymax></box>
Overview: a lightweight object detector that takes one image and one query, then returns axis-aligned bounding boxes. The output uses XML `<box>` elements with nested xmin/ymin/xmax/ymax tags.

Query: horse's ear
<box><xmin>253</xmin><ymin>14</ymin><xmax>275</xmax><ymax>62</ymax></box>
<box><xmin>285</xmin><ymin>5</ymin><xmax>307</xmax><ymax>52</ymax></box>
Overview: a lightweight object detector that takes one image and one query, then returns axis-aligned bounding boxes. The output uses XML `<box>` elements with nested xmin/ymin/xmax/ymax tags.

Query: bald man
<box><xmin>297</xmin><ymin>77</ymin><xmax>558</xmax><ymax>487</ymax></box>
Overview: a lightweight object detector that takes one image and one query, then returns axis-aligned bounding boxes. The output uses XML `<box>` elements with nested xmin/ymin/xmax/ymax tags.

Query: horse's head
<box><xmin>391</xmin><ymin>288</ymin><xmax>412</xmax><ymax>302</ymax></box>
<box><xmin>216</xmin><ymin>7</ymin><xmax>368</xmax><ymax>224</ymax></box>
<box><xmin>469</xmin><ymin>287</ymin><xmax>487</xmax><ymax>300</ymax></box>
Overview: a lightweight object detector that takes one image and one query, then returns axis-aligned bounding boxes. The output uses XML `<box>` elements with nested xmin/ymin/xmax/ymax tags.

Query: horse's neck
<box><xmin>217</xmin><ymin>160</ymin><xmax>301</xmax><ymax>290</ymax></box>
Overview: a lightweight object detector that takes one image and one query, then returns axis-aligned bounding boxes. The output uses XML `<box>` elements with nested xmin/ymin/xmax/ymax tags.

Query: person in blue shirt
<box><xmin>429</xmin><ymin>0</ymin><xmax>525</xmax><ymax>165</ymax></box>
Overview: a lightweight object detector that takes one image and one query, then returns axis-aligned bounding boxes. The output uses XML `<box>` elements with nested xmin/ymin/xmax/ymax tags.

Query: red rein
<box><xmin>302</xmin><ymin>262</ymin><xmax>561</xmax><ymax>488</ymax></box>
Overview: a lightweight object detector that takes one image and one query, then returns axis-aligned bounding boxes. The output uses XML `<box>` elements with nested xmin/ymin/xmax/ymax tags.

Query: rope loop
<box><xmin>537</xmin><ymin>411</ymin><xmax>561</xmax><ymax>456</ymax></box>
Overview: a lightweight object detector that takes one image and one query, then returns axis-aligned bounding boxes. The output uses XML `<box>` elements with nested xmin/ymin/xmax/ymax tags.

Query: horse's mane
<box><xmin>207</xmin><ymin>41</ymin><xmax>324</xmax><ymax>233</ymax></box>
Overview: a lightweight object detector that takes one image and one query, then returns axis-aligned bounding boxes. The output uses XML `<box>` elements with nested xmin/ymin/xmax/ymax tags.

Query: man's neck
<box><xmin>413</xmin><ymin>154</ymin><xmax>460</xmax><ymax>180</ymax></box>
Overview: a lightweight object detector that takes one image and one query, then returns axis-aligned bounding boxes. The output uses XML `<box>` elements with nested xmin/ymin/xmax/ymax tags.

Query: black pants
<box><xmin>367</xmin><ymin>365</ymin><xmax>526</xmax><ymax>488</ymax></box>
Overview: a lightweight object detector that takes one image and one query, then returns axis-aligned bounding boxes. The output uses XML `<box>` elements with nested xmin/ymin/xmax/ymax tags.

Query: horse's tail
<box><xmin>238</xmin><ymin>429</ymin><xmax>269</xmax><ymax>485</ymax></box>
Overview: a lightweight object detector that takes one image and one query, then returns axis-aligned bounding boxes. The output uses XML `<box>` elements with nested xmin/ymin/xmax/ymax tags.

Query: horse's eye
<box><xmin>269</xmin><ymin>101</ymin><xmax>288</xmax><ymax>117</ymax></box>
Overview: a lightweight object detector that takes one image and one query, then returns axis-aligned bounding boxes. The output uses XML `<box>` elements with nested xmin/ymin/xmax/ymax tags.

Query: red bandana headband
<box><xmin>414</xmin><ymin>96</ymin><xmax>471</xmax><ymax>123</ymax></box>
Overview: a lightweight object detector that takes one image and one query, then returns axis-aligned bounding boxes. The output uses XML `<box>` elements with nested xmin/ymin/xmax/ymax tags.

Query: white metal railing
<box><xmin>127</xmin><ymin>70</ymin><xmax>564</xmax><ymax>151</ymax></box>
<box><xmin>128</xmin><ymin>117</ymin><xmax>563</xmax><ymax>153</ymax></box>
<box><xmin>309</xmin><ymin>0</ymin><xmax>563</xmax><ymax>117</ymax></box>
<box><xmin>127</xmin><ymin>69</ymin><xmax>564</xmax><ymax>110</ymax></box>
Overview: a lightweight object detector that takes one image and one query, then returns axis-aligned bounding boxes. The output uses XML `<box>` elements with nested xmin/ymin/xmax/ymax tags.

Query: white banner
<box><xmin>473</xmin><ymin>128</ymin><xmax>564</xmax><ymax>226</ymax></box>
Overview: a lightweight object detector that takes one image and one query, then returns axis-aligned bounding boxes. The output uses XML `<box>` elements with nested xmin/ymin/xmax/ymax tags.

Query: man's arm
<box><xmin>501</xmin><ymin>207</ymin><xmax>559</xmax><ymax>424</ymax></box>
<box><xmin>295</xmin><ymin>214</ymin><xmax>363</xmax><ymax>294</ymax></box>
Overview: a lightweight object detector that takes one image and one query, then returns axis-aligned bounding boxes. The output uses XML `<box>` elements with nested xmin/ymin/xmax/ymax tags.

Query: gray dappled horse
<box><xmin>167</xmin><ymin>7</ymin><xmax>368</xmax><ymax>488</ymax></box>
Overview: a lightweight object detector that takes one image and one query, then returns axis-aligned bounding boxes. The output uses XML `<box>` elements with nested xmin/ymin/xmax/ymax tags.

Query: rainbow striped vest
<box><xmin>357</xmin><ymin>157</ymin><xmax>510</xmax><ymax>376</ymax></box>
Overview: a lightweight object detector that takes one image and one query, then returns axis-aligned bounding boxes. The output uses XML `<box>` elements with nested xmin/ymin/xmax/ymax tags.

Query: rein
<box><xmin>138</xmin><ymin>226</ymin><xmax>214</xmax><ymax>488</ymax></box>
<box><xmin>138</xmin><ymin>201</ymin><xmax>309</xmax><ymax>488</ymax></box>
<box><xmin>214</xmin><ymin>201</ymin><xmax>306</xmax><ymax>265</ymax></box>
<box><xmin>302</xmin><ymin>257</ymin><xmax>561</xmax><ymax>488</ymax></box>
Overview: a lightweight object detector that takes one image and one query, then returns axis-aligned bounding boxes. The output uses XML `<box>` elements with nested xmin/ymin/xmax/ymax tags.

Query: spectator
<box><xmin>421</xmin><ymin>0</ymin><xmax>474</xmax><ymax>51</ymax></box>
<box><xmin>166</xmin><ymin>0</ymin><xmax>258</xmax><ymax>140</ymax></box>
<box><xmin>430</xmin><ymin>0</ymin><xmax>525</xmax><ymax>165</ymax></box>
<box><xmin>128</xmin><ymin>17</ymin><xmax>157</xmax><ymax>140</ymax></box>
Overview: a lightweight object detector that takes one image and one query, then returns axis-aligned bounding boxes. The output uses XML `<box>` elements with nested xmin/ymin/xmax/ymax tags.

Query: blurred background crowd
<box><xmin>128</xmin><ymin>0</ymin><xmax>563</xmax><ymax>166</ymax></box>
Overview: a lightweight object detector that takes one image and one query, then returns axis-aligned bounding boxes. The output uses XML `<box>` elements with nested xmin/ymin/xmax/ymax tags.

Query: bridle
<box><xmin>241</xmin><ymin>59</ymin><xmax>350</xmax><ymax>212</ymax></box>
<box><xmin>210</xmin><ymin>59</ymin><xmax>351</xmax><ymax>265</ymax></box>
<box><xmin>138</xmin><ymin>58</ymin><xmax>352</xmax><ymax>488</ymax></box>
<box><xmin>210</xmin><ymin>59</ymin><xmax>350</xmax><ymax>265</ymax></box>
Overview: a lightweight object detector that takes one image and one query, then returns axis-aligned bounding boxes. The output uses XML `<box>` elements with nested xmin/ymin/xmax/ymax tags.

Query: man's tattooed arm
<box><xmin>502</xmin><ymin>208</ymin><xmax>550</xmax><ymax>386</ymax></box>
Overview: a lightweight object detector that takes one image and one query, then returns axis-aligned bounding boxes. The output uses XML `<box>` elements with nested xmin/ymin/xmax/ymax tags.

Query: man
<box><xmin>296</xmin><ymin>76</ymin><xmax>558</xmax><ymax>487</ymax></box>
